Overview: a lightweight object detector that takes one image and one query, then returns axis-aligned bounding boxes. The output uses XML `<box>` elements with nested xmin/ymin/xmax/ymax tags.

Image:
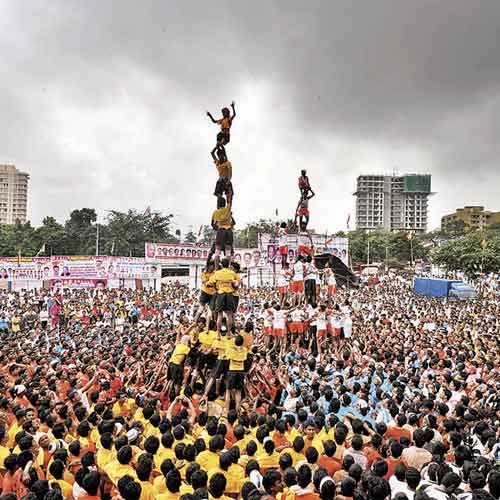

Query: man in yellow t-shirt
<box><xmin>0</xmin><ymin>427</ymin><xmax>10</xmax><ymax>468</ymax></box>
<box><xmin>48</xmin><ymin>460</ymin><xmax>73</xmax><ymax>499</ymax></box>
<box><xmin>225</xmin><ymin>335</ymin><xmax>248</xmax><ymax>411</ymax></box>
<box><xmin>105</xmin><ymin>445</ymin><xmax>136</xmax><ymax>485</ymax></box>
<box><xmin>211</xmin><ymin>197</ymin><xmax>235</xmax><ymax>267</ymax></box>
<box><xmin>167</xmin><ymin>336</ymin><xmax>190</xmax><ymax>397</ymax></box>
<box><xmin>213</xmin><ymin>152</ymin><xmax>234</xmax><ymax>204</ymax></box>
<box><xmin>209</xmin><ymin>258</ymin><xmax>239</xmax><ymax>336</ymax></box>
<box><xmin>198</xmin><ymin>319</ymin><xmax>218</xmax><ymax>373</ymax></box>
<box><xmin>195</xmin><ymin>263</ymin><xmax>216</xmax><ymax>323</ymax></box>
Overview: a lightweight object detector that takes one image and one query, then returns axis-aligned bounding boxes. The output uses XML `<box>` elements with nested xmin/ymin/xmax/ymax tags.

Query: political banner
<box><xmin>258</xmin><ymin>233</ymin><xmax>349</xmax><ymax>265</ymax></box>
<box><xmin>145</xmin><ymin>243</ymin><xmax>265</xmax><ymax>267</ymax></box>
<box><xmin>51</xmin><ymin>278</ymin><xmax>108</xmax><ymax>290</ymax></box>
<box><xmin>0</xmin><ymin>256</ymin><xmax>161</xmax><ymax>282</ymax></box>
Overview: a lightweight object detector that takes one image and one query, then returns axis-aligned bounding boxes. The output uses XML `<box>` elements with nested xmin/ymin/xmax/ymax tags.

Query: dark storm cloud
<box><xmin>1</xmin><ymin>0</ymin><xmax>500</xmax><ymax>231</ymax></box>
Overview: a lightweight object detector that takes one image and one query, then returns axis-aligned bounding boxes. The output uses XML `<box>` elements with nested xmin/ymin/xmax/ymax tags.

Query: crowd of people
<box><xmin>0</xmin><ymin>270</ymin><xmax>499</xmax><ymax>500</ymax></box>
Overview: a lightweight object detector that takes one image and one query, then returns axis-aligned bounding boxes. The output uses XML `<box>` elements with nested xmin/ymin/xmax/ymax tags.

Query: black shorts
<box><xmin>200</xmin><ymin>291</ymin><xmax>214</xmax><ymax>306</ymax></box>
<box><xmin>167</xmin><ymin>363</ymin><xmax>184</xmax><ymax>384</ymax></box>
<box><xmin>186</xmin><ymin>346</ymin><xmax>200</xmax><ymax>367</ymax></box>
<box><xmin>213</xmin><ymin>359</ymin><xmax>230</xmax><ymax>378</ymax></box>
<box><xmin>227</xmin><ymin>371</ymin><xmax>245</xmax><ymax>391</ymax></box>
<box><xmin>199</xmin><ymin>352</ymin><xmax>218</xmax><ymax>371</ymax></box>
<box><xmin>209</xmin><ymin>294</ymin><xmax>217</xmax><ymax>312</ymax></box>
<box><xmin>215</xmin><ymin>293</ymin><xmax>235</xmax><ymax>313</ymax></box>
<box><xmin>217</xmin><ymin>132</ymin><xmax>230</xmax><ymax>145</ymax></box>
<box><xmin>216</xmin><ymin>229</ymin><xmax>233</xmax><ymax>249</ymax></box>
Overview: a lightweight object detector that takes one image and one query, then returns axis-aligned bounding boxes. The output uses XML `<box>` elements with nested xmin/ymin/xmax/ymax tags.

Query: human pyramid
<box><xmin>206</xmin><ymin>102</ymin><xmax>236</xmax><ymax>267</ymax></box>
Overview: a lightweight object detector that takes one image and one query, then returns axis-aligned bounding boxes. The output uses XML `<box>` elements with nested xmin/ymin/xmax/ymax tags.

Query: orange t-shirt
<box><xmin>317</xmin><ymin>455</ymin><xmax>342</xmax><ymax>476</ymax></box>
<box><xmin>2</xmin><ymin>472</ymin><xmax>16</xmax><ymax>494</ymax></box>
<box><xmin>385</xmin><ymin>426</ymin><xmax>412</xmax><ymax>442</ymax></box>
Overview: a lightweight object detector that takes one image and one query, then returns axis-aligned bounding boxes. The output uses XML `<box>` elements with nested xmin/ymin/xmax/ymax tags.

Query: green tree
<box><xmin>0</xmin><ymin>225</ymin><xmax>16</xmax><ymax>256</ymax></box>
<box><xmin>199</xmin><ymin>226</ymin><xmax>216</xmax><ymax>246</ymax></box>
<box><xmin>442</xmin><ymin>219</ymin><xmax>467</xmax><ymax>238</ymax></box>
<box><xmin>104</xmin><ymin>209</ymin><xmax>175</xmax><ymax>257</ymax></box>
<box><xmin>33</xmin><ymin>217</ymin><xmax>67</xmax><ymax>255</ymax></box>
<box><xmin>184</xmin><ymin>230</ymin><xmax>197</xmax><ymax>244</ymax></box>
<box><xmin>432</xmin><ymin>230</ymin><xmax>500</xmax><ymax>274</ymax></box>
<box><xmin>348</xmin><ymin>229</ymin><xmax>427</xmax><ymax>265</ymax></box>
<box><xmin>64</xmin><ymin>208</ymin><xmax>98</xmax><ymax>255</ymax></box>
<box><xmin>13</xmin><ymin>221</ymin><xmax>37</xmax><ymax>256</ymax></box>
<box><xmin>234</xmin><ymin>219</ymin><xmax>277</xmax><ymax>248</ymax></box>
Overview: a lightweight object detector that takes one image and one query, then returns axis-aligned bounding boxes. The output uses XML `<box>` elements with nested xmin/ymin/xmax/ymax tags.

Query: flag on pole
<box><xmin>36</xmin><ymin>243</ymin><xmax>46</xmax><ymax>257</ymax></box>
<box><xmin>346</xmin><ymin>214</ymin><xmax>351</xmax><ymax>230</ymax></box>
<box><xmin>197</xmin><ymin>225</ymin><xmax>204</xmax><ymax>242</ymax></box>
<box><xmin>144</xmin><ymin>206</ymin><xmax>151</xmax><ymax>216</ymax></box>
<box><xmin>275</xmin><ymin>208</ymin><xmax>279</xmax><ymax>217</ymax></box>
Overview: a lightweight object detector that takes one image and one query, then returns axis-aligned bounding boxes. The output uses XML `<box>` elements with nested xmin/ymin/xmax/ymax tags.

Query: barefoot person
<box><xmin>207</xmin><ymin>101</ymin><xmax>236</xmax><ymax>161</ymax></box>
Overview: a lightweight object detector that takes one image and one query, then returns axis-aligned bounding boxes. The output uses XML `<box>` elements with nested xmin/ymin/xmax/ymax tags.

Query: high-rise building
<box><xmin>0</xmin><ymin>165</ymin><xmax>30</xmax><ymax>224</ymax></box>
<box><xmin>441</xmin><ymin>206</ymin><xmax>500</xmax><ymax>231</ymax></box>
<box><xmin>354</xmin><ymin>174</ymin><xmax>431</xmax><ymax>233</ymax></box>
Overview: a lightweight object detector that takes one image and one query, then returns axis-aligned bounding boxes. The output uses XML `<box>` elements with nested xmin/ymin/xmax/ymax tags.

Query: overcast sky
<box><xmin>2</xmin><ymin>1</ymin><xmax>500</xmax><ymax>235</ymax></box>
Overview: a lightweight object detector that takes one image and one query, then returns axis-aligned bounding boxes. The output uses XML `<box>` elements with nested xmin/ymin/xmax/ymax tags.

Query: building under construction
<box><xmin>354</xmin><ymin>174</ymin><xmax>432</xmax><ymax>233</ymax></box>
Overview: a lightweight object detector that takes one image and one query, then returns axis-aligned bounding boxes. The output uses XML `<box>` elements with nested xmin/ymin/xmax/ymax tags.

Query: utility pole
<box><xmin>367</xmin><ymin>235</ymin><xmax>370</xmax><ymax>266</ymax></box>
<box><xmin>95</xmin><ymin>223</ymin><xmax>99</xmax><ymax>256</ymax></box>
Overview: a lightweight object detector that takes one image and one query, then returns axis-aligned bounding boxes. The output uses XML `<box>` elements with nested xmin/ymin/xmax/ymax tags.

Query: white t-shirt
<box><xmin>273</xmin><ymin>309</ymin><xmax>286</xmax><ymax>329</ymax></box>
<box><xmin>278</xmin><ymin>270</ymin><xmax>290</xmax><ymax>287</ymax></box>
<box><xmin>263</xmin><ymin>308</ymin><xmax>274</xmax><ymax>328</ymax></box>
<box><xmin>291</xmin><ymin>309</ymin><xmax>303</xmax><ymax>322</ymax></box>
<box><xmin>293</xmin><ymin>261</ymin><xmax>304</xmax><ymax>281</ymax></box>
<box><xmin>278</xmin><ymin>229</ymin><xmax>288</xmax><ymax>247</ymax></box>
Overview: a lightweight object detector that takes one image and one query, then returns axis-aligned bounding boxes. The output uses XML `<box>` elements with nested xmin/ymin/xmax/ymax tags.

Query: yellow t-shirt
<box><xmin>199</xmin><ymin>329</ymin><xmax>217</xmax><ymax>350</ymax></box>
<box><xmin>196</xmin><ymin>450</ymin><xmax>220</xmax><ymax>472</ymax></box>
<box><xmin>155</xmin><ymin>447</ymin><xmax>176</xmax><ymax>471</ymax></box>
<box><xmin>180</xmin><ymin>484</ymin><xmax>194</xmax><ymax>495</ymax></box>
<box><xmin>157</xmin><ymin>492</ymin><xmax>181</xmax><ymax>500</ymax></box>
<box><xmin>257</xmin><ymin>451</ymin><xmax>280</xmax><ymax>470</ymax></box>
<box><xmin>207</xmin><ymin>468</ymin><xmax>233</xmax><ymax>494</ymax></box>
<box><xmin>227</xmin><ymin>464</ymin><xmax>245</xmax><ymax>493</ymax></box>
<box><xmin>210</xmin><ymin>268</ymin><xmax>238</xmax><ymax>294</ymax></box>
<box><xmin>138</xmin><ymin>479</ymin><xmax>156</xmax><ymax>500</ymax></box>
<box><xmin>105</xmin><ymin>460</ymin><xmax>135</xmax><ymax>485</ymax></box>
<box><xmin>170</xmin><ymin>344</ymin><xmax>190</xmax><ymax>365</ymax></box>
<box><xmin>153</xmin><ymin>475</ymin><xmax>167</xmax><ymax>496</ymax></box>
<box><xmin>280</xmin><ymin>448</ymin><xmax>305</xmax><ymax>466</ymax></box>
<box><xmin>112</xmin><ymin>400</ymin><xmax>133</xmax><ymax>418</ymax></box>
<box><xmin>202</xmin><ymin>272</ymin><xmax>216</xmax><ymax>295</ymax></box>
<box><xmin>52</xmin><ymin>479</ymin><xmax>73</xmax><ymax>499</ymax></box>
<box><xmin>303</xmin><ymin>436</ymin><xmax>324</xmax><ymax>455</ymax></box>
<box><xmin>212</xmin><ymin>204</ymin><xmax>233</xmax><ymax>230</ymax></box>
<box><xmin>96</xmin><ymin>447</ymin><xmax>114</xmax><ymax>469</ymax></box>
<box><xmin>7</xmin><ymin>422</ymin><xmax>21</xmax><ymax>449</ymax></box>
<box><xmin>212</xmin><ymin>336</ymin><xmax>229</xmax><ymax>360</ymax></box>
<box><xmin>227</xmin><ymin>344</ymin><xmax>248</xmax><ymax>371</ymax></box>
<box><xmin>0</xmin><ymin>445</ymin><xmax>10</xmax><ymax>468</ymax></box>
<box><xmin>285</xmin><ymin>427</ymin><xmax>300</xmax><ymax>444</ymax></box>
